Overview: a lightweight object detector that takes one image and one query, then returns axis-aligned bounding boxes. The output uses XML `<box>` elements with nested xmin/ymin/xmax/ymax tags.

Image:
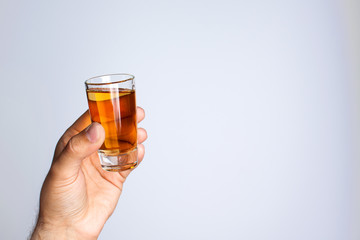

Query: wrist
<box><xmin>31</xmin><ymin>220</ymin><xmax>75</xmax><ymax>240</ymax></box>
<box><xmin>31</xmin><ymin>218</ymin><xmax>97</xmax><ymax>240</ymax></box>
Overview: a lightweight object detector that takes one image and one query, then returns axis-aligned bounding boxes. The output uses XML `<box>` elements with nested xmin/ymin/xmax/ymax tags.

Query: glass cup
<box><xmin>85</xmin><ymin>74</ymin><xmax>138</xmax><ymax>172</ymax></box>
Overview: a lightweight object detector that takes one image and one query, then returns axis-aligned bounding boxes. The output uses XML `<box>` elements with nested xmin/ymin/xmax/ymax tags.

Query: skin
<box><xmin>31</xmin><ymin>107</ymin><xmax>147</xmax><ymax>239</ymax></box>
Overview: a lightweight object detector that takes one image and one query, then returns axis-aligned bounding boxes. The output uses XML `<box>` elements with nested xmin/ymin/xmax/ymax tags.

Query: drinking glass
<box><xmin>85</xmin><ymin>74</ymin><xmax>137</xmax><ymax>172</ymax></box>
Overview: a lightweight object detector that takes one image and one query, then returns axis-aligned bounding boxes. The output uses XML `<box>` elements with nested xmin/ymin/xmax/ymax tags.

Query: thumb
<box><xmin>53</xmin><ymin>122</ymin><xmax>105</xmax><ymax>179</ymax></box>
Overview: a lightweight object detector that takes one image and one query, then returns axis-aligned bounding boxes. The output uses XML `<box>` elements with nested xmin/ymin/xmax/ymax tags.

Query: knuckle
<box><xmin>137</xmin><ymin>128</ymin><xmax>148</xmax><ymax>142</ymax></box>
<box><xmin>137</xmin><ymin>107</ymin><xmax>145</xmax><ymax>116</ymax></box>
<box><xmin>141</xmin><ymin>146</ymin><xmax>145</xmax><ymax>156</ymax></box>
<box><xmin>58</xmin><ymin>130</ymin><xmax>74</xmax><ymax>148</ymax></box>
<box><xmin>144</xmin><ymin>129</ymin><xmax>148</xmax><ymax>138</ymax></box>
<box><xmin>142</xmin><ymin>129</ymin><xmax>148</xmax><ymax>140</ymax></box>
<box><xmin>140</xmin><ymin>144</ymin><xmax>145</xmax><ymax>152</ymax></box>
<box><xmin>66</xmin><ymin>137</ymin><xmax>80</xmax><ymax>155</ymax></box>
<box><xmin>142</xmin><ymin>109</ymin><xmax>145</xmax><ymax>118</ymax></box>
<box><xmin>58</xmin><ymin>134</ymin><xmax>69</xmax><ymax>148</ymax></box>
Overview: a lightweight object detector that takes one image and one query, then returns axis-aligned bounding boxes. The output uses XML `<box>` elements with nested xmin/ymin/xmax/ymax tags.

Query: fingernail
<box><xmin>86</xmin><ymin>123</ymin><xmax>98</xmax><ymax>143</ymax></box>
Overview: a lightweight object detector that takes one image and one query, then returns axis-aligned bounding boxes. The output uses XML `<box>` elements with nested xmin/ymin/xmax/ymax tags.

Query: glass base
<box><xmin>98</xmin><ymin>148</ymin><xmax>138</xmax><ymax>172</ymax></box>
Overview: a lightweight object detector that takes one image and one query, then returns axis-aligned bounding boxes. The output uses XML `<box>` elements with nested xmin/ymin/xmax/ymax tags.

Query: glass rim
<box><xmin>85</xmin><ymin>73</ymin><xmax>135</xmax><ymax>86</ymax></box>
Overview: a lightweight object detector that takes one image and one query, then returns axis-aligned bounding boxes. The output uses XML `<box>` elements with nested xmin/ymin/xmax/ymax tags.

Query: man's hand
<box><xmin>31</xmin><ymin>107</ymin><xmax>147</xmax><ymax>239</ymax></box>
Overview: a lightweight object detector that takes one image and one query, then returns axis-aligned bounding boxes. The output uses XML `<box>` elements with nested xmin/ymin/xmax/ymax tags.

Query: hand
<box><xmin>31</xmin><ymin>107</ymin><xmax>147</xmax><ymax>239</ymax></box>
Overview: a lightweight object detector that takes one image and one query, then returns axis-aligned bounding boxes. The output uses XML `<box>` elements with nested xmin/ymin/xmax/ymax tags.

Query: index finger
<box><xmin>54</xmin><ymin>110</ymin><xmax>91</xmax><ymax>159</ymax></box>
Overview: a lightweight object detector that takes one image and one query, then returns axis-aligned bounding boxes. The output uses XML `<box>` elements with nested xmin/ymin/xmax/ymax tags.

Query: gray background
<box><xmin>0</xmin><ymin>0</ymin><xmax>359</xmax><ymax>239</ymax></box>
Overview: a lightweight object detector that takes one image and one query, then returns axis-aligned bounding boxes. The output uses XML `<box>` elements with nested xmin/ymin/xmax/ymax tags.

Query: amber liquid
<box><xmin>87</xmin><ymin>88</ymin><xmax>137</xmax><ymax>155</ymax></box>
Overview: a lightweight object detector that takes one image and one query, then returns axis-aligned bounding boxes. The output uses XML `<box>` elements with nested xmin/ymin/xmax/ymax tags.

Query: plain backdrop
<box><xmin>0</xmin><ymin>0</ymin><xmax>359</xmax><ymax>239</ymax></box>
